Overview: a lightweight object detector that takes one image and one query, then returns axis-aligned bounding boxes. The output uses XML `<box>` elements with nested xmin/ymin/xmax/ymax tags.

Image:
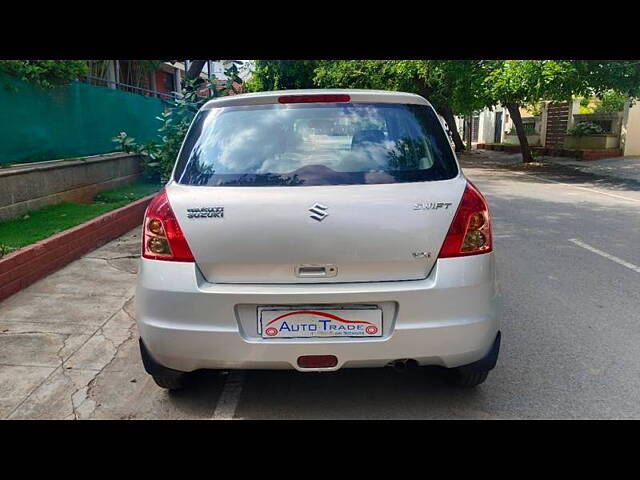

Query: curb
<box><xmin>476</xmin><ymin>144</ymin><xmax>623</xmax><ymax>161</ymax></box>
<box><xmin>0</xmin><ymin>152</ymin><xmax>140</xmax><ymax>178</ymax></box>
<box><xmin>0</xmin><ymin>194</ymin><xmax>154</xmax><ymax>303</ymax></box>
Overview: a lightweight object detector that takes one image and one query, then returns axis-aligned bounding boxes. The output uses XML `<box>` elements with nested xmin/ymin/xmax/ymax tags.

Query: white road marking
<box><xmin>507</xmin><ymin>170</ymin><xmax>640</xmax><ymax>204</ymax></box>
<box><xmin>211</xmin><ymin>371</ymin><xmax>246</xmax><ymax>420</ymax></box>
<box><xmin>569</xmin><ymin>238</ymin><xmax>640</xmax><ymax>274</ymax></box>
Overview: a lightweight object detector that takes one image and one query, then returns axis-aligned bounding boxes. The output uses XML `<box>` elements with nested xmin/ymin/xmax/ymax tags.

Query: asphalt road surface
<box><xmin>4</xmin><ymin>152</ymin><xmax>639</xmax><ymax>419</ymax></box>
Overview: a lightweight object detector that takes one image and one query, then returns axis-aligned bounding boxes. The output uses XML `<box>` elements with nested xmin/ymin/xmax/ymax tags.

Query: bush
<box><xmin>595</xmin><ymin>90</ymin><xmax>625</xmax><ymax>113</ymax></box>
<box><xmin>0</xmin><ymin>244</ymin><xmax>15</xmax><ymax>258</ymax></box>
<box><xmin>0</xmin><ymin>60</ymin><xmax>88</xmax><ymax>88</ymax></box>
<box><xmin>567</xmin><ymin>121</ymin><xmax>604</xmax><ymax>137</ymax></box>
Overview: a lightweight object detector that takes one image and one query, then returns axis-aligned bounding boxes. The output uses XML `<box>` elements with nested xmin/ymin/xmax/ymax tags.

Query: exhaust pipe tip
<box><xmin>390</xmin><ymin>359</ymin><xmax>418</xmax><ymax>373</ymax></box>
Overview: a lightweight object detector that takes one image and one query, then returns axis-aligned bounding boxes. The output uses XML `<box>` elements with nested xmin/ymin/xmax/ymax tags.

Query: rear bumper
<box><xmin>135</xmin><ymin>253</ymin><xmax>499</xmax><ymax>372</ymax></box>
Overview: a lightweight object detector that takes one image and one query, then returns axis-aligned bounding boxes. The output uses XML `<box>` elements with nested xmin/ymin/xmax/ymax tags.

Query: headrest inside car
<box><xmin>351</xmin><ymin>129</ymin><xmax>385</xmax><ymax>149</ymax></box>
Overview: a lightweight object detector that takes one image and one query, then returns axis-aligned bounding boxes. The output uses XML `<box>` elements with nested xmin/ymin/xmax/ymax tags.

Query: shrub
<box><xmin>113</xmin><ymin>64</ymin><xmax>243</xmax><ymax>183</ymax></box>
<box><xmin>595</xmin><ymin>90</ymin><xmax>625</xmax><ymax>113</ymax></box>
<box><xmin>567</xmin><ymin>121</ymin><xmax>604</xmax><ymax>137</ymax></box>
<box><xmin>0</xmin><ymin>244</ymin><xmax>15</xmax><ymax>258</ymax></box>
<box><xmin>0</xmin><ymin>60</ymin><xmax>88</xmax><ymax>88</ymax></box>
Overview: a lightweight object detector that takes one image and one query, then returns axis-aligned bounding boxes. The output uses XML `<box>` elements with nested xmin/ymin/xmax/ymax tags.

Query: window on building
<box><xmin>162</xmin><ymin>71</ymin><xmax>176</xmax><ymax>93</ymax></box>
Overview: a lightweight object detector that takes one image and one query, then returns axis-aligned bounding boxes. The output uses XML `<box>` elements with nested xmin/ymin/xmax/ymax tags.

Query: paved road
<box><xmin>2</xmin><ymin>151</ymin><xmax>639</xmax><ymax>419</ymax></box>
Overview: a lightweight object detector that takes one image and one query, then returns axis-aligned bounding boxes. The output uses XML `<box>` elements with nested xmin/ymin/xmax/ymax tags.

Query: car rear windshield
<box><xmin>173</xmin><ymin>102</ymin><xmax>458</xmax><ymax>186</ymax></box>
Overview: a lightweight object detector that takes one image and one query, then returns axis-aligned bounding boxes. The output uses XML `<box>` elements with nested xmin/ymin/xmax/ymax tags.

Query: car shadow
<box><xmin>162</xmin><ymin>369</ymin><xmax>229</xmax><ymax>417</ymax></box>
<box><xmin>168</xmin><ymin>366</ymin><xmax>490</xmax><ymax>420</ymax></box>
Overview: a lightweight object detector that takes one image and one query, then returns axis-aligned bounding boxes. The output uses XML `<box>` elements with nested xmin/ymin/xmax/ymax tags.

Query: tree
<box><xmin>420</xmin><ymin>60</ymin><xmax>488</xmax><ymax>152</ymax></box>
<box><xmin>186</xmin><ymin>60</ymin><xmax>207</xmax><ymax>80</ymax></box>
<box><xmin>245</xmin><ymin>60</ymin><xmax>319</xmax><ymax>91</ymax></box>
<box><xmin>479</xmin><ymin>61</ymin><xmax>587</xmax><ymax>162</ymax></box>
<box><xmin>0</xmin><ymin>60</ymin><xmax>88</xmax><ymax>87</ymax></box>
<box><xmin>480</xmin><ymin>60</ymin><xmax>640</xmax><ymax>163</ymax></box>
<box><xmin>574</xmin><ymin>60</ymin><xmax>640</xmax><ymax>98</ymax></box>
<box><xmin>179</xmin><ymin>60</ymin><xmax>245</xmax><ymax>94</ymax></box>
<box><xmin>594</xmin><ymin>90</ymin><xmax>626</xmax><ymax>113</ymax></box>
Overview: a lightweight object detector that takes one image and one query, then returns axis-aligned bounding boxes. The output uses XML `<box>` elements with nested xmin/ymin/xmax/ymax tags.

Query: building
<box><xmin>85</xmin><ymin>60</ymin><xmax>249</xmax><ymax>99</ymax></box>
<box><xmin>463</xmin><ymin>97</ymin><xmax>639</xmax><ymax>159</ymax></box>
<box><xmin>86</xmin><ymin>60</ymin><xmax>184</xmax><ymax>99</ymax></box>
<box><xmin>454</xmin><ymin>104</ymin><xmax>554</xmax><ymax>147</ymax></box>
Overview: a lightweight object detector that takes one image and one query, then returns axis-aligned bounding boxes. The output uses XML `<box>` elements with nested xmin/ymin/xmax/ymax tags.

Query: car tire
<box><xmin>446</xmin><ymin>369</ymin><xmax>489</xmax><ymax>388</ymax></box>
<box><xmin>139</xmin><ymin>338</ymin><xmax>190</xmax><ymax>391</ymax></box>
<box><xmin>151</xmin><ymin>371</ymin><xmax>189</xmax><ymax>391</ymax></box>
<box><xmin>445</xmin><ymin>331</ymin><xmax>500</xmax><ymax>387</ymax></box>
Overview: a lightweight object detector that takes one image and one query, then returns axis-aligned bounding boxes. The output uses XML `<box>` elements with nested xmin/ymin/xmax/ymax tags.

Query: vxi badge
<box><xmin>186</xmin><ymin>207</ymin><xmax>224</xmax><ymax>219</ymax></box>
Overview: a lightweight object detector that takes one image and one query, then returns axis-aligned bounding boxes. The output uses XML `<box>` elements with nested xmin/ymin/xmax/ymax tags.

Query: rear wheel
<box><xmin>444</xmin><ymin>331</ymin><xmax>501</xmax><ymax>388</ymax></box>
<box><xmin>446</xmin><ymin>369</ymin><xmax>489</xmax><ymax>388</ymax></box>
<box><xmin>151</xmin><ymin>371</ymin><xmax>189</xmax><ymax>391</ymax></box>
<box><xmin>139</xmin><ymin>338</ymin><xmax>190</xmax><ymax>391</ymax></box>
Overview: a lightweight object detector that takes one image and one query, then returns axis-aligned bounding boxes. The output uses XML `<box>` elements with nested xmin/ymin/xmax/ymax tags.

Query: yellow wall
<box><xmin>624</xmin><ymin>102</ymin><xmax>640</xmax><ymax>155</ymax></box>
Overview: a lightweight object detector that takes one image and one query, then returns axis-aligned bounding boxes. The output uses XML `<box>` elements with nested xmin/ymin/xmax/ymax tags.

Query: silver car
<box><xmin>135</xmin><ymin>89</ymin><xmax>500</xmax><ymax>390</ymax></box>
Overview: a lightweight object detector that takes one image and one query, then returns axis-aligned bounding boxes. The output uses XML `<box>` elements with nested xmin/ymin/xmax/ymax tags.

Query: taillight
<box><xmin>142</xmin><ymin>189</ymin><xmax>194</xmax><ymax>262</ymax></box>
<box><xmin>439</xmin><ymin>182</ymin><xmax>492</xmax><ymax>258</ymax></box>
<box><xmin>278</xmin><ymin>94</ymin><xmax>351</xmax><ymax>104</ymax></box>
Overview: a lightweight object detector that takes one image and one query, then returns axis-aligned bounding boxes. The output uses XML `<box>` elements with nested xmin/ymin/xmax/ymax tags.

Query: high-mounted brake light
<box><xmin>439</xmin><ymin>182</ymin><xmax>492</xmax><ymax>258</ymax></box>
<box><xmin>278</xmin><ymin>94</ymin><xmax>351</xmax><ymax>104</ymax></box>
<box><xmin>142</xmin><ymin>189</ymin><xmax>194</xmax><ymax>262</ymax></box>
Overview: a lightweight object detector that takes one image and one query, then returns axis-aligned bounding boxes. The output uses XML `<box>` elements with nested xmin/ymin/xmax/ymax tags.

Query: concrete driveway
<box><xmin>0</xmin><ymin>230</ymin><xmax>143</xmax><ymax>419</ymax></box>
<box><xmin>2</xmin><ymin>151</ymin><xmax>640</xmax><ymax>419</ymax></box>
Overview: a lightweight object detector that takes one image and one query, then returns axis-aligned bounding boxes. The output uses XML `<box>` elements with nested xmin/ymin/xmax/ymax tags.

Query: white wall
<box><xmin>471</xmin><ymin>106</ymin><xmax>511</xmax><ymax>144</ymax></box>
<box><xmin>478</xmin><ymin>110</ymin><xmax>492</xmax><ymax>144</ymax></box>
<box><xmin>623</xmin><ymin>101</ymin><xmax>640</xmax><ymax>156</ymax></box>
<box><xmin>454</xmin><ymin>106</ymin><xmax>516</xmax><ymax>145</ymax></box>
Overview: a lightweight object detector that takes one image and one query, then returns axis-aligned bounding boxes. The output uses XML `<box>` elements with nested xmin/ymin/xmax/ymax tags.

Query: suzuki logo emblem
<box><xmin>309</xmin><ymin>203</ymin><xmax>329</xmax><ymax>222</ymax></box>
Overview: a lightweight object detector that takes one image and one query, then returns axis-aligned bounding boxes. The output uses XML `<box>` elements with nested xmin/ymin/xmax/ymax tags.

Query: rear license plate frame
<box><xmin>257</xmin><ymin>305</ymin><xmax>383</xmax><ymax>339</ymax></box>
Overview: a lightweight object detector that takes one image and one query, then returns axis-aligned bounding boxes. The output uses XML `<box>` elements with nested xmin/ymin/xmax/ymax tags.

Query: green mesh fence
<box><xmin>0</xmin><ymin>72</ymin><xmax>165</xmax><ymax>165</ymax></box>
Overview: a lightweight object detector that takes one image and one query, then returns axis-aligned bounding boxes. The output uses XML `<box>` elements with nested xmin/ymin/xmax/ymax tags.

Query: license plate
<box><xmin>258</xmin><ymin>306</ymin><xmax>383</xmax><ymax>339</ymax></box>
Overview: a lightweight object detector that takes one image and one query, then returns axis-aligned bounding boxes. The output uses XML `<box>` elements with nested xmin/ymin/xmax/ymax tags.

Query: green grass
<box><xmin>0</xmin><ymin>180</ymin><xmax>161</xmax><ymax>253</ymax></box>
<box><xmin>94</xmin><ymin>181</ymin><xmax>161</xmax><ymax>203</ymax></box>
